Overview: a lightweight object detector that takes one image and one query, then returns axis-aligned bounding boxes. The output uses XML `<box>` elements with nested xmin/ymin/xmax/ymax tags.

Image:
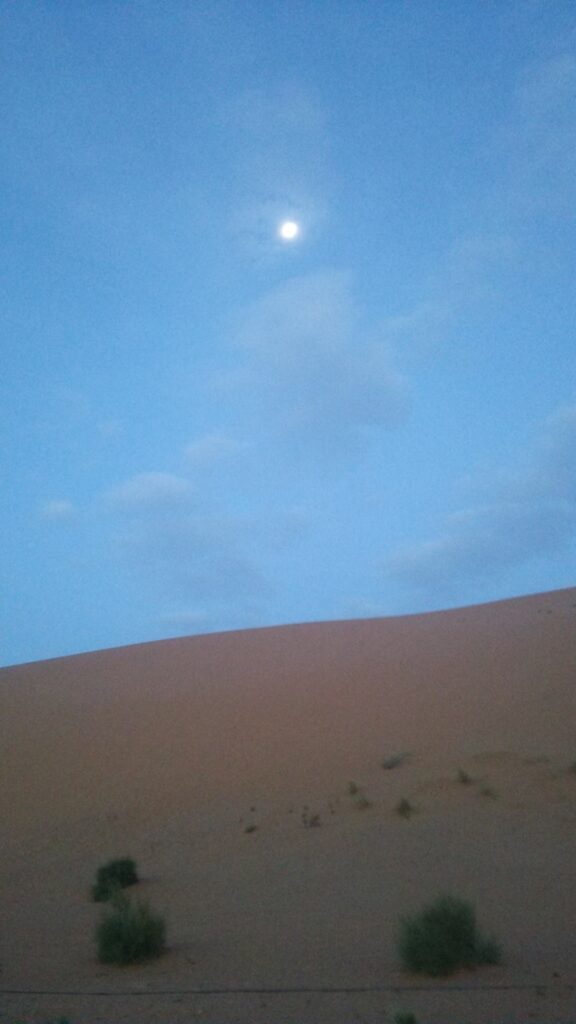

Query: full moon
<box><xmin>278</xmin><ymin>220</ymin><xmax>300</xmax><ymax>241</ymax></box>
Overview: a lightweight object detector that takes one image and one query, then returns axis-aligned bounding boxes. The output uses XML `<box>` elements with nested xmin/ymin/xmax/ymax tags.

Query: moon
<box><xmin>278</xmin><ymin>220</ymin><xmax>300</xmax><ymax>241</ymax></box>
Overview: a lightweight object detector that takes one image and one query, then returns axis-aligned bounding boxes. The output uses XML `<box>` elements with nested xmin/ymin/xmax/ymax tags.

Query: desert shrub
<box><xmin>457</xmin><ymin>769</ymin><xmax>472</xmax><ymax>785</ymax></box>
<box><xmin>393</xmin><ymin>1014</ymin><xmax>418</xmax><ymax>1024</ymax></box>
<box><xmin>96</xmin><ymin>891</ymin><xmax>166</xmax><ymax>965</ymax></box>
<box><xmin>92</xmin><ymin>857</ymin><xmax>139</xmax><ymax>902</ymax></box>
<box><xmin>398</xmin><ymin>894</ymin><xmax>501</xmax><ymax>977</ymax></box>
<box><xmin>395</xmin><ymin>797</ymin><xmax>414</xmax><ymax>818</ymax></box>
<box><xmin>382</xmin><ymin>752</ymin><xmax>410</xmax><ymax>770</ymax></box>
<box><xmin>348</xmin><ymin>781</ymin><xmax>371</xmax><ymax>809</ymax></box>
<box><xmin>479</xmin><ymin>785</ymin><xmax>497</xmax><ymax>798</ymax></box>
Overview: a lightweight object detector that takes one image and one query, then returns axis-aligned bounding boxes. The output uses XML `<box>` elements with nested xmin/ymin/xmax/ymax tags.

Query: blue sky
<box><xmin>2</xmin><ymin>0</ymin><xmax>575</xmax><ymax>666</ymax></box>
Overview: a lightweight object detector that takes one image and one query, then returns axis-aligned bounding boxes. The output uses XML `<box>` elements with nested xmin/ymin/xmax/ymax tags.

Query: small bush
<box><xmin>398</xmin><ymin>894</ymin><xmax>501</xmax><ymax>977</ymax></box>
<box><xmin>92</xmin><ymin>857</ymin><xmax>139</xmax><ymax>902</ymax></box>
<box><xmin>479</xmin><ymin>785</ymin><xmax>497</xmax><ymax>798</ymax></box>
<box><xmin>96</xmin><ymin>891</ymin><xmax>166</xmax><ymax>965</ymax></box>
<box><xmin>382</xmin><ymin>753</ymin><xmax>410</xmax><ymax>770</ymax></box>
<box><xmin>348</xmin><ymin>781</ymin><xmax>371</xmax><ymax>809</ymax></box>
<box><xmin>457</xmin><ymin>769</ymin><xmax>472</xmax><ymax>785</ymax></box>
<box><xmin>395</xmin><ymin>797</ymin><xmax>414</xmax><ymax>818</ymax></box>
<box><xmin>393</xmin><ymin>1014</ymin><xmax>418</xmax><ymax>1024</ymax></box>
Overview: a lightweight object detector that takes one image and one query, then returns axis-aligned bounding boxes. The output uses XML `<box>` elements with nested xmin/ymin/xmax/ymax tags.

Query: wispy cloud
<box><xmin>386</xmin><ymin>404</ymin><xmax>576</xmax><ymax>595</ymax></box>
<box><xmin>501</xmin><ymin>51</ymin><xmax>576</xmax><ymax>216</ymax></box>
<box><xmin>106</xmin><ymin>472</ymin><xmax>194</xmax><ymax>508</ymax></box>
<box><xmin>40</xmin><ymin>499</ymin><xmax>77</xmax><ymax>522</ymax></box>
<box><xmin>103</xmin><ymin>469</ymin><xmax>273</xmax><ymax>627</ymax></box>
<box><xmin>221</xmin><ymin>269</ymin><xmax>408</xmax><ymax>457</ymax></box>
<box><xmin>157</xmin><ymin>607</ymin><xmax>215</xmax><ymax>630</ymax></box>
<box><xmin>184</xmin><ymin>432</ymin><xmax>248</xmax><ymax>468</ymax></box>
<box><xmin>514</xmin><ymin>405</ymin><xmax>576</xmax><ymax>503</ymax></box>
<box><xmin>97</xmin><ymin>418</ymin><xmax>123</xmax><ymax>439</ymax></box>
<box><xmin>227</xmin><ymin>80</ymin><xmax>333</xmax><ymax>258</ymax></box>
<box><xmin>382</xmin><ymin>234</ymin><xmax>516</xmax><ymax>359</ymax></box>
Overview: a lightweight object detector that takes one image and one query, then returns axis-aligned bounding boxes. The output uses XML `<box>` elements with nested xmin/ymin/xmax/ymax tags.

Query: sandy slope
<box><xmin>1</xmin><ymin>588</ymin><xmax>575</xmax><ymax>1024</ymax></box>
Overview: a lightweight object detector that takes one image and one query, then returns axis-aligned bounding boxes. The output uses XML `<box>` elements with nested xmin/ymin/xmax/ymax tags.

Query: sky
<box><xmin>2</xmin><ymin>0</ymin><xmax>575</xmax><ymax>666</ymax></box>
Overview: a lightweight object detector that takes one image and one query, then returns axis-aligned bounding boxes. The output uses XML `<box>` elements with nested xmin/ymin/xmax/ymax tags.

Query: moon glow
<box><xmin>278</xmin><ymin>220</ymin><xmax>300</xmax><ymax>241</ymax></box>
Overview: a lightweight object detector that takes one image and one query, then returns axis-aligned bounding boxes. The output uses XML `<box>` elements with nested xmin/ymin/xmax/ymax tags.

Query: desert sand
<box><xmin>1</xmin><ymin>587</ymin><xmax>575</xmax><ymax>1024</ymax></box>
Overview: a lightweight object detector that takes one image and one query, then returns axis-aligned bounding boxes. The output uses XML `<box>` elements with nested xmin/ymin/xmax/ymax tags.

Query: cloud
<box><xmin>142</xmin><ymin>527</ymin><xmax>269</xmax><ymax>604</ymax></box>
<box><xmin>97</xmin><ymin>418</ymin><xmax>123</xmax><ymax>439</ymax></box>
<box><xmin>384</xmin><ymin>233</ymin><xmax>517</xmax><ymax>356</ymax></box>
<box><xmin>504</xmin><ymin>52</ymin><xmax>576</xmax><ymax>215</ymax></box>
<box><xmin>104</xmin><ymin>470</ymin><xmax>272</xmax><ymax>620</ymax></box>
<box><xmin>226</xmin><ymin>80</ymin><xmax>333</xmax><ymax>258</ymax></box>
<box><xmin>158</xmin><ymin>608</ymin><xmax>214</xmax><ymax>628</ymax></box>
<box><xmin>233</xmin><ymin>80</ymin><xmax>328</xmax><ymax>138</ymax></box>
<box><xmin>222</xmin><ymin>269</ymin><xmax>408</xmax><ymax>456</ymax></box>
<box><xmin>520</xmin><ymin>405</ymin><xmax>576</xmax><ymax>503</ymax></box>
<box><xmin>516</xmin><ymin>53</ymin><xmax>576</xmax><ymax>121</ymax></box>
<box><xmin>106</xmin><ymin>472</ymin><xmax>193</xmax><ymax>508</ymax></box>
<box><xmin>184</xmin><ymin>432</ymin><xmax>248</xmax><ymax>468</ymax></box>
<box><xmin>386</xmin><ymin>404</ymin><xmax>576</xmax><ymax>592</ymax></box>
<box><xmin>40</xmin><ymin>499</ymin><xmax>76</xmax><ymax>521</ymax></box>
<box><xmin>344</xmin><ymin>597</ymin><xmax>390</xmax><ymax>620</ymax></box>
<box><xmin>388</xmin><ymin>501</ymin><xmax>574</xmax><ymax>588</ymax></box>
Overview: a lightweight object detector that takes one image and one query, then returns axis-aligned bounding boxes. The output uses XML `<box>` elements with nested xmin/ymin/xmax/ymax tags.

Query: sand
<box><xmin>1</xmin><ymin>587</ymin><xmax>575</xmax><ymax>1023</ymax></box>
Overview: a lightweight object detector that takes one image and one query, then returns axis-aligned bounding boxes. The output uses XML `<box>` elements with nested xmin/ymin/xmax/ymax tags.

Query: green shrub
<box><xmin>92</xmin><ymin>857</ymin><xmax>139</xmax><ymax>902</ymax></box>
<box><xmin>457</xmin><ymin>768</ymin><xmax>472</xmax><ymax>785</ymax></box>
<box><xmin>480</xmin><ymin>785</ymin><xmax>497</xmax><ymax>798</ymax></box>
<box><xmin>398</xmin><ymin>894</ymin><xmax>501</xmax><ymax>977</ymax></box>
<box><xmin>381</xmin><ymin>752</ymin><xmax>410</xmax><ymax>770</ymax></box>
<box><xmin>96</xmin><ymin>891</ymin><xmax>166</xmax><ymax>965</ymax></box>
<box><xmin>393</xmin><ymin>1014</ymin><xmax>418</xmax><ymax>1024</ymax></box>
<box><xmin>348</xmin><ymin>781</ymin><xmax>371</xmax><ymax>809</ymax></box>
<box><xmin>395</xmin><ymin>797</ymin><xmax>414</xmax><ymax>818</ymax></box>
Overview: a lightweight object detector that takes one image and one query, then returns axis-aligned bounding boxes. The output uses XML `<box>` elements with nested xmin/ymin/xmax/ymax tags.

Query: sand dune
<box><xmin>1</xmin><ymin>588</ymin><xmax>575</xmax><ymax>1023</ymax></box>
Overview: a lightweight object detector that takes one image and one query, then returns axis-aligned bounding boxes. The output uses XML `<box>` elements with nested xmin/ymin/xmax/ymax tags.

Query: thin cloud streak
<box><xmin>184</xmin><ymin>433</ymin><xmax>249</xmax><ymax>469</ymax></box>
<box><xmin>227</xmin><ymin>80</ymin><xmax>333</xmax><ymax>260</ymax></box>
<box><xmin>103</xmin><ymin>470</ymin><xmax>274</xmax><ymax>625</ymax></box>
<box><xmin>386</xmin><ymin>404</ymin><xmax>576</xmax><ymax>592</ymax></box>
<box><xmin>40</xmin><ymin>499</ymin><xmax>77</xmax><ymax>522</ymax></box>
<box><xmin>106</xmin><ymin>472</ymin><xmax>194</xmax><ymax>508</ymax></box>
